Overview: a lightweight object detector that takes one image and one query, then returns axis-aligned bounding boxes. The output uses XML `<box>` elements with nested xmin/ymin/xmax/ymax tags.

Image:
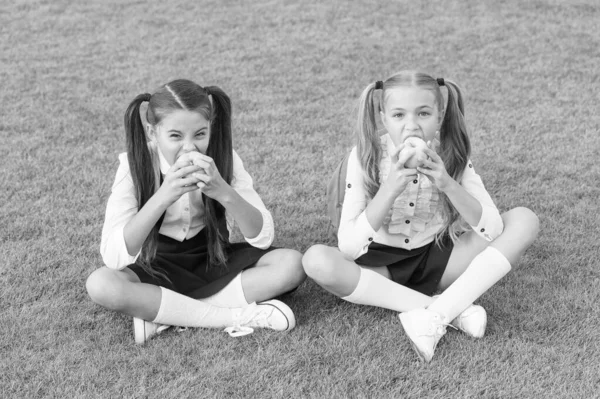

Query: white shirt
<box><xmin>100</xmin><ymin>148</ymin><xmax>274</xmax><ymax>270</ymax></box>
<box><xmin>338</xmin><ymin>134</ymin><xmax>504</xmax><ymax>260</ymax></box>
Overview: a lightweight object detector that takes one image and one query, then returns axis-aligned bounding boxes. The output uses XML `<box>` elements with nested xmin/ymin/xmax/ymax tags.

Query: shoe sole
<box><xmin>133</xmin><ymin>317</ymin><xmax>146</xmax><ymax>345</ymax></box>
<box><xmin>258</xmin><ymin>299</ymin><xmax>296</xmax><ymax>332</ymax></box>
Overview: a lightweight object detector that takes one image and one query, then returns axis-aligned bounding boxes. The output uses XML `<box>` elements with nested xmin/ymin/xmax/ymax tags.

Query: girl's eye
<box><xmin>419</xmin><ymin>112</ymin><xmax>431</xmax><ymax>117</ymax></box>
<box><xmin>170</xmin><ymin>134</ymin><xmax>181</xmax><ymax>139</ymax></box>
<box><xmin>393</xmin><ymin>113</ymin><xmax>404</xmax><ymax>118</ymax></box>
<box><xmin>195</xmin><ymin>132</ymin><xmax>205</xmax><ymax>138</ymax></box>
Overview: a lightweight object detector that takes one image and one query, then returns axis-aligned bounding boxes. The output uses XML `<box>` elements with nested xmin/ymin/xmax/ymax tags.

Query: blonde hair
<box><xmin>355</xmin><ymin>70</ymin><xmax>472</xmax><ymax>243</ymax></box>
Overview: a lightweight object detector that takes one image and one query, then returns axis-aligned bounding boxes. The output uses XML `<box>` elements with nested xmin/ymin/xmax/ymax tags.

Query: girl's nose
<box><xmin>405</xmin><ymin>117</ymin><xmax>419</xmax><ymax>131</ymax></box>
<box><xmin>181</xmin><ymin>141</ymin><xmax>196</xmax><ymax>152</ymax></box>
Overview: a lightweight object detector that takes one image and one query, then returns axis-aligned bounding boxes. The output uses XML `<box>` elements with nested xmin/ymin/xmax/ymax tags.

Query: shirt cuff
<box><xmin>471</xmin><ymin>205</ymin><xmax>504</xmax><ymax>242</ymax></box>
<box><xmin>243</xmin><ymin>209</ymin><xmax>274</xmax><ymax>249</ymax></box>
<box><xmin>101</xmin><ymin>225</ymin><xmax>141</xmax><ymax>270</ymax></box>
<box><xmin>338</xmin><ymin>211</ymin><xmax>377</xmax><ymax>260</ymax></box>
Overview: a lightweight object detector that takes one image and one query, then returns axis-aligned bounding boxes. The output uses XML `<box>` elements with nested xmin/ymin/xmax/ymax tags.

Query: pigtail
<box><xmin>356</xmin><ymin>82</ymin><xmax>383</xmax><ymax>199</ymax></box>
<box><xmin>436</xmin><ymin>80</ymin><xmax>472</xmax><ymax>243</ymax></box>
<box><xmin>203</xmin><ymin>86</ymin><xmax>234</xmax><ymax>268</ymax></box>
<box><xmin>124</xmin><ymin>93</ymin><xmax>165</xmax><ymax>279</ymax></box>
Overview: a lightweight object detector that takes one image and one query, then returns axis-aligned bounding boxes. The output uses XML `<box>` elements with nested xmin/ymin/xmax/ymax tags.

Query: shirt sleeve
<box><xmin>226</xmin><ymin>150</ymin><xmax>274</xmax><ymax>249</ymax></box>
<box><xmin>100</xmin><ymin>153</ymin><xmax>142</xmax><ymax>269</ymax></box>
<box><xmin>337</xmin><ymin>147</ymin><xmax>377</xmax><ymax>260</ymax></box>
<box><xmin>460</xmin><ymin>160</ymin><xmax>504</xmax><ymax>241</ymax></box>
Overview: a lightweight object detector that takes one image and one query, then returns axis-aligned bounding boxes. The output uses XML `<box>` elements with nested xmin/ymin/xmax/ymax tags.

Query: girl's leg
<box><xmin>428</xmin><ymin>207</ymin><xmax>540</xmax><ymax>321</ymax></box>
<box><xmin>86</xmin><ymin>267</ymin><xmax>233</xmax><ymax>327</ymax></box>
<box><xmin>302</xmin><ymin>245</ymin><xmax>433</xmax><ymax>312</ymax></box>
<box><xmin>240</xmin><ymin>248</ymin><xmax>306</xmax><ymax>303</ymax></box>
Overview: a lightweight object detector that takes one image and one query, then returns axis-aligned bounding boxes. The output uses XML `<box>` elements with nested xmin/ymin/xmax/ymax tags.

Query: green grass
<box><xmin>2</xmin><ymin>0</ymin><xmax>599</xmax><ymax>397</ymax></box>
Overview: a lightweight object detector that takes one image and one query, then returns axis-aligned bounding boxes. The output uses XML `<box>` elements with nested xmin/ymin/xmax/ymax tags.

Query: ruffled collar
<box><xmin>378</xmin><ymin>134</ymin><xmax>442</xmax><ymax>234</ymax></box>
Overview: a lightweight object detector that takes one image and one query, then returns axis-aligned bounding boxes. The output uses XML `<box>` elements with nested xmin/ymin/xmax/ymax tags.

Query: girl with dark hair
<box><xmin>86</xmin><ymin>79</ymin><xmax>305</xmax><ymax>344</ymax></box>
<box><xmin>302</xmin><ymin>71</ymin><xmax>539</xmax><ymax>362</ymax></box>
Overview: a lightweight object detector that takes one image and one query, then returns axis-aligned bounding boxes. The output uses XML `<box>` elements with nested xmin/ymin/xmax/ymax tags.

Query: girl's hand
<box><xmin>385</xmin><ymin>144</ymin><xmax>419</xmax><ymax>197</ymax></box>
<box><xmin>190</xmin><ymin>153</ymin><xmax>232</xmax><ymax>202</ymax></box>
<box><xmin>156</xmin><ymin>152</ymin><xmax>202</xmax><ymax>207</ymax></box>
<box><xmin>417</xmin><ymin>147</ymin><xmax>453</xmax><ymax>192</ymax></box>
<box><xmin>426</xmin><ymin>131</ymin><xmax>442</xmax><ymax>154</ymax></box>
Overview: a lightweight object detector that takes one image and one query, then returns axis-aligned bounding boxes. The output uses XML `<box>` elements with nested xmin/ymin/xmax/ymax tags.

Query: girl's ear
<box><xmin>146</xmin><ymin>123</ymin><xmax>156</xmax><ymax>141</ymax></box>
<box><xmin>438</xmin><ymin>110</ymin><xmax>445</xmax><ymax>127</ymax></box>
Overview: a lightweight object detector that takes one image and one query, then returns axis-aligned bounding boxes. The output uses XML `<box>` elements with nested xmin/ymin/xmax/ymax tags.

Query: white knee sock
<box><xmin>152</xmin><ymin>287</ymin><xmax>234</xmax><ymax>328</ymax></box>
<box><xmin>341</xmin><ymin>268</ymin><xmax>433</xmax><ymax>312</ymax></box>
<box><xmin>428</xmin><ymin>246</ymin><xmax>511</xmax><ymax>321</ymax></box>
<box><xmin>202</xmin><ymin>273</ymin><xmax>249</xmax><ymax>308</ymax></box>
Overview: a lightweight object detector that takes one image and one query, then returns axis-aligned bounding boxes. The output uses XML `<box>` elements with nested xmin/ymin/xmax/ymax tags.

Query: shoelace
<box><xmin>424</xmin><ymin>316</ymin><xmax>456</xmax><ymax>337</ymax></box>
<box><xmin>224</xmin><ymin>303</ymin><xmax>273</xmax><ymax>338</ymax></box>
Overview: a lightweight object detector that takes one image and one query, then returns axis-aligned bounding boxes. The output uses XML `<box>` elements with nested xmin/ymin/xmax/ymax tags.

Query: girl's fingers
<box><xmin>195</xmin><ymin>173</ymin><xmax>210</xmax><ymax>183</ymax></box>
<box><xmin>417</xmin><ymin>166</ymin><xmax>431</xmax><ymax>175</ymax></box>
<box><xmin>191</xmin><ymin>158</ymin><xmax>211</xmax><ymax>171</ymax></box>
<box><xmin>418</xmin><ymin>157</ymin><xmax>435</xmax><ymax>169</ymax></box>
<box><xmin>179</xmin><ymin>175</ymin><xmax>202</xmax><ymax>187</ymax></box>
<box><xmin>423</xmin><ymin>147</ymin><xmax>441</xmax><ymax>161</ymax></box>
<box><xmin>181</xmin><ymin>184</ymin><xmax>200</xmax><ymax>193</ymax></box>
<box><xmin>390</xmin><ymin>144</ymin><xmax>404</xmax><ymax>164</ymax></box>
<box><xmin>172</xmin><ymin>164</ymin><xmax>202</xmax><ymax>179</ymax></box>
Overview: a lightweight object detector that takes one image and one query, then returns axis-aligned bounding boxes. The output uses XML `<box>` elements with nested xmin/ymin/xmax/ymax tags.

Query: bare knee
<box><xmin>86</xmin><ymin>268</ymin><xmax>130</xmax><ymax>311</ymax></box>
<box><xmin>503</xmin><ymin>207</ymin><xmax>540</xmax><ymax>244</ymax></box>
<box><xmin>302</xmin><ymin>244</ymin><xmax>341</xmax><ymax>285</ymax></box>
<box><xmin>275</xmin><ymin>249</ymin><xmax>306</xmax><ymax>289</ymax></box>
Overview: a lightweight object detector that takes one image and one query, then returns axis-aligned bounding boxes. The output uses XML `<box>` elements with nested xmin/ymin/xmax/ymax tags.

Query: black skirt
<box><xmin>128</xmin><ymin>220</ymin><xmax>275</xmax><ymax>299</ymax></box>
<box><xmin>354</xmin><ymin>237</ymin><xmax>453</xmax><ymax>295</ymax></box>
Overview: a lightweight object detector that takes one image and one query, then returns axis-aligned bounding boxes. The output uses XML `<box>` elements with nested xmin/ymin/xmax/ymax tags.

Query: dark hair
<box><xmin>356</xmin><ymin>70</ymin><xmax>471</xmax><ymax>242</ymax></box>
<box><xmin>123</xmin><ymin>79</ymin><xmax>233</xmax><ymax>278</ymax></box>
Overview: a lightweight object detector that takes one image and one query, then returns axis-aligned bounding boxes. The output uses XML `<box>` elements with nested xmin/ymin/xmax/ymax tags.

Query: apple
<box><xmin>401</xmin><ymin>137</ymin><xmax>429</xmax><ymax>168</ymax></box>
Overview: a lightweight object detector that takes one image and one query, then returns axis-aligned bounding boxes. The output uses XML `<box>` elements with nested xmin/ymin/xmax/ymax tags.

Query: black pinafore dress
<box><xmin>128</xmin><ymin>216</ymin><xmax>275</xmax><ymax>299</ymax></box>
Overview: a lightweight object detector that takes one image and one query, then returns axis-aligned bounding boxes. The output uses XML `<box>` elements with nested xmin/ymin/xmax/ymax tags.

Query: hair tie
<box><xmin>436</xmin><ymin>78</ymin><xmax>445</xmax><ymax>86</ymax></box>
<box><xmin>142</xmin><ymin>93</ymin><xmax>152</xmax><ymax>102</ymax></box>
<box><xmin>374</xmin><ymin>81</ymin><xmax>383</xmax><ymax>90</ymax></box>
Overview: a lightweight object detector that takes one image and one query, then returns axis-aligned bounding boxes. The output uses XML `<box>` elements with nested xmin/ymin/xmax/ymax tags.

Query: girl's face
<box><xmin>150</xmin><ymin>109</ymin><xmax>210</xmax><ymax>165</ymax></box>
<box><xmin>380</xmin><ymin>86</ymin><xmax>443</xmax><ymax>147</ymax></box>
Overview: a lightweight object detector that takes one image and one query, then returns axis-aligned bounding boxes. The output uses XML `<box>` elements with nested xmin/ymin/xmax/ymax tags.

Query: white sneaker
<box><xmin>133</xmin><ymin>318</ymin><xmax>171</xmax><ymax>345</ymax></box>
<box><xmin>225</xmin><ymin>300</ymin><xmax>296</xmax><ymax>337</ymax></box>
<box><xmin>451</xmin><ymin>305</ymin><xmax>487</xmax><ymax>338</ymax></box>
<box><xmin>431</xmin><ymin>295</ymin><xmax>487</xmax><ymax>338</ymax></box>
<box><xmin>399</xmin><ymin>308</ymin><xmax>450</xmax><ymax>362</ymax></box>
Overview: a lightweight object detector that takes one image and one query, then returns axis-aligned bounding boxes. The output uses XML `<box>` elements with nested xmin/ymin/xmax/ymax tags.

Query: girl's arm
<box><xmin>101</xmin><ymin>153</ymin><xmax>202</xmax><ymax>269</ymax></box>
<box><xmin>101</xmin><ymin>154</ymin><xmax>142</xmax><ymax>269</ymax></box>
<box><xmin>123</xmin><ymin>153</ymin><xmax>203</xmax><ymax>256</ymax></box>
<box><xmin>418</xmin><ymin>148</ymin><xmax>503</xmax><ymax>241</ymax></box>
<box><xmin>192</xmin><ymin>150</ymin><xmax>274</xmax><ymax>248</ymax></box>
<box><xmin>434</xmin><ymin>177</ymin><xmax>483</xmax><ymax>227</ymax></box>
<box><xmin>365</xmin><ymin>144</ymin><xmax>418</xmax><ymax>231</ymax></box>
<box><xmin>337</xmin><ymin>147</ymin><xmax>417</xmax><ymax>259</ymax></box>
<box><xmin>456</xmin><ymin>160</ymin><xmax>504</xmax><ymax>241</ymax></box>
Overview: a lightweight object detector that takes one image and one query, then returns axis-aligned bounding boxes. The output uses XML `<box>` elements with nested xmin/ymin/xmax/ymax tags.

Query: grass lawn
<box><xmin>2</xmin><ymin>0</ymin><xmax>599</xmax><ymax>397</ymax></box>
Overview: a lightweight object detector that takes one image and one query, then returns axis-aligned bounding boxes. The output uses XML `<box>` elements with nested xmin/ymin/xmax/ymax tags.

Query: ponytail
<box><xmin>356</xmin><ymin>82</ymin><xmax>383</xmax><ymax>199</ymax></box>
<box><xmin>203</xmin><ymin>86</ymin><xmax>233</xmax><ymax>268</ymax></box>
<box><xmin>436</xmin><ymin>80</ymin><xmax>472</xmax><ymax>243</ymax></box>
<box><xmin>124</xmin><ymin>80</ymin><xmax>236</xmax><ymax>275</ymax></box>
<box><xmin>124</xmin><ymin>93</ymin><xmax>164</xmax><ymax>280</ymax></box>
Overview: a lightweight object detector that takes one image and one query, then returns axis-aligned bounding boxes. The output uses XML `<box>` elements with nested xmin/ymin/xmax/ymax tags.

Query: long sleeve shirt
<box><xmin>100</xmin><ymin>147</ymin><xmax>274</xmax><ymax>270</ymax></box>
<box><xmin>338</xmin><ymin>134</ymin><xmax>503</xmax><ymax>260</ymax></box>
